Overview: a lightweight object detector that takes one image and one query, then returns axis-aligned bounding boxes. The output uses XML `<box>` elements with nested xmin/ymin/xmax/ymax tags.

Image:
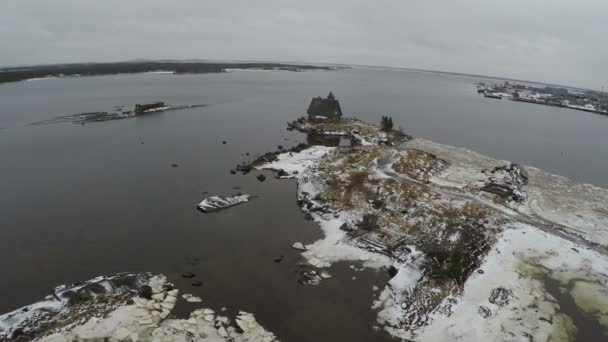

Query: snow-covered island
<box><xmin>248</xmin><ymin>110</ymin><xmax>608</xmax><ymax>341</ymax></box>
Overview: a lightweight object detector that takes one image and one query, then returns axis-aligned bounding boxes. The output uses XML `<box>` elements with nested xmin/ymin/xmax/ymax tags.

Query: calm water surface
<box><xmin>1</xmin><ymin>68</ymin><xmax>607</xmax><ymax>341</ymax></box>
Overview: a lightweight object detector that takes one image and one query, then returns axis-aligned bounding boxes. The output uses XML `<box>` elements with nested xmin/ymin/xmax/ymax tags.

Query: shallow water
<box><xmin>1</xmin><ymin>68</ymin><xmax>608</xmax><ymax>341</ymax></box>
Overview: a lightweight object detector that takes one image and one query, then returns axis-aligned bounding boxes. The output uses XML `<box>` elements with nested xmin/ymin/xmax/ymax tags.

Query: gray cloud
<box><xmin>1</xmin><ymin>0</ymin><xmax>606</xmax><ymax>88</ymax></box>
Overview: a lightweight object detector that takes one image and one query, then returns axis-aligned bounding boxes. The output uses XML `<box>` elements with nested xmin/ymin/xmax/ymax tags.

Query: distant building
<box><xmin>135</xmin><ymin>102</ymin><xmax>165</xmax><ymax>113</ymax></box>
<box><xmin>307</xmin><ymin>92</ymin><xmax>343</xmax><ymax>121</ymax></box>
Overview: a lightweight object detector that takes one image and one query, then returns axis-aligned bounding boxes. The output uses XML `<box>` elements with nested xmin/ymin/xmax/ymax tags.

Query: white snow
<box><xmin>302</xmin><ymin>217</ymin><xmax>390</xmax><ymax>268</ymax></box>
<box><xmin>21</xmin><ymin>275</ymin><xmax>281</xmax><ymax>342</ymax></box>
<box><xmin>416</xmin><ymin>223</ymin><xmax>608</xmax><ymax>341</ymax></box>
<box><xmin>258</xmin><ymin>145</ymin><xmax>335</xmax><ymax>175</ymax></box>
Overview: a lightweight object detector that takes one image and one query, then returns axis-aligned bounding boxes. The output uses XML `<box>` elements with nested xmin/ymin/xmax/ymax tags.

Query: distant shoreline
<box><xmin>0</xmin><ymin>61</ymin><xmax>338</xmax><ymax>84</ymax></box>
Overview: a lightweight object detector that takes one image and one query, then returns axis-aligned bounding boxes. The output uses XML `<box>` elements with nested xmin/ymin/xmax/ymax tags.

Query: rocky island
<box><xmin>249</xmin><ymin>93</ymin><xmax>608</xmax><ymax>340</ymax></box>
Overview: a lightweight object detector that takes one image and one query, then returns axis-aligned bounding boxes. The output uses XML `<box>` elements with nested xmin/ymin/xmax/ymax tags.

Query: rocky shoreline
<box><xmin>0</xmin><ymin>273</ymin><xmax>280</xmax><ymax>341</ymax></box>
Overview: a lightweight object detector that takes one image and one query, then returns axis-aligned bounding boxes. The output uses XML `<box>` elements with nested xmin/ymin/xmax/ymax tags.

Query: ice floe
<box><xmin>197</xmin><ymin>194</ymin><xmax>252</xmax><ymax>213</ymax></box>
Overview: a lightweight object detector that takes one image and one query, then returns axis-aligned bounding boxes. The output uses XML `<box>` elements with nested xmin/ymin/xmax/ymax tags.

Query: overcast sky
<box><xmin>1</xmin><ymin>0</ymin><xmax>606</xmax><ymax>88</ymax></box>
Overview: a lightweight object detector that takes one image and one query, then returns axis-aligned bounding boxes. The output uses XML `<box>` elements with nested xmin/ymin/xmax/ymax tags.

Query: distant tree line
<box><xmin>0</xmin><ymin>62</ymin><xmax>335</xmax><ymax>84</ymax></box>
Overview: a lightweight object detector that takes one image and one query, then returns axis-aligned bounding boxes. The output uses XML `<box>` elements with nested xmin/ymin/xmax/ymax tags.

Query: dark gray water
<box><xmin>1</xmin><ymin>68</ymin><xmax>607</xmax><ymax>341</ymax></box>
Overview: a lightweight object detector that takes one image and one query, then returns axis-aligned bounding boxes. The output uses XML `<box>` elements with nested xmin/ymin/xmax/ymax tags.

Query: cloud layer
<box><xmin>2</xmin><ymin>0</ymin><xmax>606</xmax><ymax>88</ymax></box>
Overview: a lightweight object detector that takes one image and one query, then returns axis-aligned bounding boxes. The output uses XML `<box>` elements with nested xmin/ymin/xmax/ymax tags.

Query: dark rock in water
<box><xmin>278</xmin><ymin>145</ymin><xmax>284</xmax><ymax>150</ymax></box>
<box><xmin>162</xmin><ymin>284</ymin><xmax>174</xmax><ymax>292</ymax></box>
<box><xmin>257</xmin><ymin>174</ymin><xmax>266</xmax><ymax>182</ymax></box>
<box><xmin>222</xmin><ymin>141</ymin><xmax>227</xmax><ymax>144</ymax></box>
<box><xmin>245</xmin><ymin>152</ymin><xmax>250</xmax><ymax>156</ymax></box>
<box><xmin>388</xmin><ymin>266</ymin><xmax>398</xmax><ymax>278</ymax></box>
<box><xmin>230</xmin><ymin>169</ymin><xmax>236</xmax><ymax>175</ymax></box>
<box><xmin>138</xmin><ymin>285</ymin><xmax>153</xmax><ymax>299</ymax></box>
<box><xmin>191</xmin><ymin>281</ymin><xmax>203</xmax><ymax>287</ymax></box>
<box><xmin>277</xmin><ymin>169</ymin><xmax>288</xmax><ymax>177</ymax></box>
<box><xmin>182</xmin><ymin>272</ymin><xmax>195</xmax><ymax>279</ymax></box>
<box><xmin>236</xmin><ymin>164</ymin><xmax>253</xmax><ymax>174</ymax></box>
<box><xmin>274</xmin><ymin>255</ymin><xmax>284</xmax><ymax>263</ymax></box>
<box><xmin>477</xmin><ymin>269</ymin><xmax>485</xmax><ymax>274</ymax></box>
<box><xmin>171</xmin><ymin>163</ymin><xmax>179</xmax><ymax>168</ymax></box>
<box><xmin>293</xmin><ymin>170</ymin><xmax>299</xmax><ymax>174</ymax></box>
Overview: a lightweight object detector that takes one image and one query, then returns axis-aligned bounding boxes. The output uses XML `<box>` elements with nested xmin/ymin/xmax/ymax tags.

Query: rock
<box><xmin>293</xmin><ymin>170</ymin><xmax>299</xmax><ymax>174</ymax></box>
<box><xmin>277</xmin><ymin>169</ymin><xmax>288</xmax><ymax>177</ymax></box>
<box><xmin>320</xmin><ymin>271</ymin><xmax>332</xmax><ymax>279</ymax></box>
<box><xmin>191</xmin><ymin>281</ymin><xmax>203</xmax><ymax>287</ymax></box>
<box><xmin>138</xmin><ymin>285</ymin><xmax>153</xmax><ymax>300</ymax></box>
<box><xmin>113</xmin><ymin>327</ymin><xmax>132</xmax><ymax>340</ymax></box>
<box><xmin>218</xmin><ymin>326</ymin><xmax>229</xmax><ymax>338</ymax></box>
<box><xmin>292</xmin><ymin>242</ymin><xmax>307</xmax><ymax>250</ymax></box>
<box><xmin>145</xmin><ymin>301</ymin><xmax>156</xmax><ymax>310</ymax></box>
<box><xmin>257</xmin><ymin>174</ymin><xmax>267</xmax><ymax>182</ymax></box>
<box><xmin>222</xmin><ymin>141</ymin><xmax>227</xmax><ymax>144</ymax></box>
<box><xmin>182</xmin><ymin>272</ymin><xmax>195</xmax><ymax>279</ymax></box>
<box><xmin>278</xmin><ymin>145</ymin><xmax>284</xmax><ymax>150</ymax></box>
<box><xmin>478</xmin><ymin>306</ymin><xmax>492</xmax><ymax>318</ymax></box>
<box><xmin>161</xmin><ymin>302</ymin><xmax>174</xmax><ymax>310</ymax></box>
<box><xmin>151</xmin><ymin>293</ymin><xmax>164</xmax><ymax>301</ymax></box>
<box><xmin>387</xmin><ymin>266</ymin><xmax>398</xmax><ymax>278</ymax></box>
<box><xmin>477</xmin><ymin>269</ymin><xmax>485</xmax><ymax>274</ymax></box>
<box><xmin>274</xmin><ymin>255</ymin><xmax>284</xmax><ymax>263</ymax></box>
<box><xmin>171</xmin><ymin>163</ymin><xmax>179</xmax><ymax>168</ymax></box>
<box><xmin>230</xmin><ymin>169</ymin><xmax>236</xmax><ymax>175</ymax></box>
<box><xmin>489</xmin><ymin>287</ymin><xmax>513</xmax><ymax>307</ymax></box>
